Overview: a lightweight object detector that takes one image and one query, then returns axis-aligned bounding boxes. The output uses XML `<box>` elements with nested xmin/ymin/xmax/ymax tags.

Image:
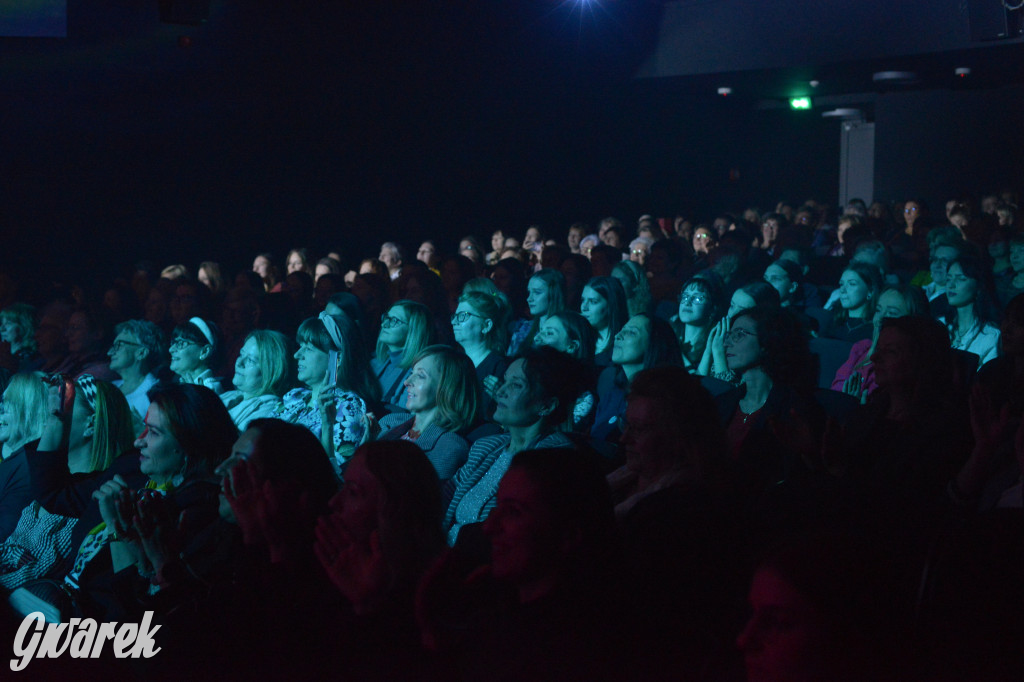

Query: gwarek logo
<box><xmin>10</xmin><ymin>611</ymin><xmax>161</xmax><ymax>671</ymax></box>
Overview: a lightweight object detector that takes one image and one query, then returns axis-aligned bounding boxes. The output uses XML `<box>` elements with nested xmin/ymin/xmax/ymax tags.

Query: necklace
<box><xmin>740</xmin><ymin>397</ymin><xmax>768</xmax><ymax>424</ymax></box>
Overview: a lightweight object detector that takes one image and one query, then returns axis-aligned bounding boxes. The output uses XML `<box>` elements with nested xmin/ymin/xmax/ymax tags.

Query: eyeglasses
<box><xmin>380</xmin><ymin>315</ymin><xmax>407</xmax><ymax>329</ymax></box>
<box><xmin>170</xmin><ymin>338</ymin><xmax>198</xmax><ymax>350</ymax></box>
<box><xmin>679</xmin><ymin>293</ymin><xmax>708</xmax><ymax>305</ymax></box>
<box><xmin>904</xmin><ymin>207</ymin><xmax>919</xmax><ymax>214</ymax></box>
<box><xmin>725</xmin><ymin>328</ymin><xmax>757</xmax><ymax>342</ymax></box>
<box><xmin>694</xmin><ymin>233</ymin><xmax>711</xmax><ymax>240</ymax></box>
<box><xmin>110</xmin><ymin>339</ymin><xmax>142</xmax><ymax>352</ymax></box>
<box><xmin>451</xmin><ymin>311</ymin><xmax>483</xmax><ymax>325</ymax></box>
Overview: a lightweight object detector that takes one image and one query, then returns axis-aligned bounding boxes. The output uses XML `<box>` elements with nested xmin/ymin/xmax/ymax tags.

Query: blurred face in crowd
<box><xmin>379</xmin><ymin>246</ymin><xmax>400</xmax><ymax>270</ymax></box>
<box><xmin>692</xmin><ymin>227</ymin><xmax>713</xmax><ymax>255</ymax></box>
<box><xmin>523</xmin><ymin>228</ymin><xmax>541</xmax><ymax>251</ymax></box>
<box><xmin>1010</xmin><ymin>243</ymin><xmax>1024</xmax><ymax>273</ymax></box>
<box><xmin>762</xmin><ymin>219</ymin><xmax>780</xmax><ymax>247</ymax></box>
<box><xmin>870</xmin><ymin>326</ymin><xmax>914</xmax><ymax>389</ymax></box>
<box><xmin>417</xmin><ymin>242</ymin><xmax>438</xmax><ymax>268</ymax></box>
<box><xmin>567</xmin><ymin>226</ymin><xmax>585</xmax><ymax>252</ymax></box>
<box><xmin>727</xmin><ymin>289</ymin><xmax>756</xmax><ymax>320</ymax></box>
<box><xmin>871</xmin><ymin>290</ymin><xmax>910</xmax><ymax>332</ymax></box>
<box><xmin>737</xmin><ymin>567</ymin><xmax>829</xmax><ymax>682</ymax></box>
<box><xmin>253</xmin><ymin>256</ymin><xmax>271</xmax><ymax>279</ymax></box>
<box><xmin>287</xmin><ymin>252</ymin><xmax>305</xmax><ymax>275</ymax></box>
<box><xmin>108</xmin><ymin>331</ymin><xmax>143</xmax><ymax>375</ymax></box>
<box><xmin>929</xmin><ymin>245</ymin><xmax>958</xmax><ymax>286</ymax></box>
<box><xmin>452</xmin><ymin>301</ymin><xmax>490</xmax><ymax>346</ymax></box>
<box><xmin>491</xmin><ymin>230</ymin><xmax>505</xmax><ymax>253</ymax></box>
<box><xmin>763</xmin><ymin>264</ymin><xmax>796</xmax><ymax>304</ymax></box>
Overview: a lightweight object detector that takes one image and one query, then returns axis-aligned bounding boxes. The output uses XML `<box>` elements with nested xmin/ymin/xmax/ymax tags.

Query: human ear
<box><xmin>566</xmin><ymin>340</ymin><xmax>580</xmax><ymax>355</ymax></box>
<box><xmin>83</xmin><ymin>414</ymin><xmax>95</xmax><ymax>438</ymax></box>
<box><xmin>199</xmin><ymin>346</ymin><xmax>211</xmax><ymax>360</ymax></box>
<box><xmin>481</xmin><ymin>319</ymin><xmax>494</xmax><ymax>335</ymax></box>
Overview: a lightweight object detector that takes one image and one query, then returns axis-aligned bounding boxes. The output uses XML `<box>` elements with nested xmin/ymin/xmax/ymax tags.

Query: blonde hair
<box><xmin>87</xmin><ymin>381</ymin><xmax>137</xmax><ymax>473</ymax></box>
<box><xmin>412</xmin><ymin>345</ymin><xmax>480</xmax><ymax>432</ymax></box>
<box><xmin>2</xmin><ymin>372</ymin><xmax>48</xmax><ymax>450</ymax></box>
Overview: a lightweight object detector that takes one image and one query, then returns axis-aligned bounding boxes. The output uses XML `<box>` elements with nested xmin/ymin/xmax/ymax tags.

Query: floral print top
<box><xmin>277</xmin><ymin>387</ymin><xmax>369</xmax><ymax>472</ymax></box>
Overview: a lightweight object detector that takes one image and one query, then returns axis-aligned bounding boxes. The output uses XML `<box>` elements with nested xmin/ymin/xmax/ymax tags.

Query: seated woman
<box><xmin>524</xmin><ymin>269</ymin><xmax>568</xmax><ymax>348</ymax></box>
<box><xmin>453</xmin><ymin>291</ymin><xmax>510</xmax><ymax>415</ymax></box>
<box><xmin>377</xmin><ymin>345</ymin><xmax>479</xmax><ymax>482</ymax></box>
<box><xmin>699</xmin><ymin>280</ymin><xmax>781</xmax><ymax>380</ymax></box>
<box><xmin>0</xmin><ymin>303</ymin><xmax>41</xmax><ymax>372</ymax></box>
<box><xmin>945</xmin><ymin>250</ymin><xmax>1001</xmax><ymax>369</ymax></box>
<box><xmin>612</xmin><ymin>260</ymin><xmax>653</xmax><ymax>318</ymax></box>
<box><xmin>0</xmin><ymin>372</ymin><xmax>49</xmax><ymax>539</ymax></box>
<box><xmin>488</xmin><ymin>259</ymin><xmax>531</xmax><ymax>356</ymax></box>
<box><xmin>444</xmin><ymin>346</ymin><xmax>588</xmax><ymax>546</ymax></box>
<box><xmin>715</xmin><ymin>307</ymin><xmax>822</xmax><ymax>493</ymax></box>
<box><xmin>580</xmin><ymin>276</ymin><xmax>629</xmax><ymax>367</ymax></box>
<box><xmin>2</xmin><ymin>375</ymin><xmax>136</xmax><ymax>591</ymax></box>
<box><xmin>820</xmin><ymin>262</ymin><xmax>882</xmax><ymax>343</ymax></box>
<box><xmin>280</xmin><ymin>313</ymin><xmax>380</xmax><ymax>473</ymax></box>
<box><xmin>372</xmin><ymin>300</ymin><xmax>435</xmax><ymax>410</ymax></box>
<box><xmin>169</xmin><ymin>317</ymin><xmax>226</xmax><ymax>394</ymax></box>
<box><xmin>592</xmin><ymin>314</ymin><xmax>682</xmax><ymax>446</ymax></box>
<box><xmin>533</xmin><ymin>311</ymin><xmax>599</xmax><ymax>433</ymax></box>
<box><xmin>315</xmin><ymin>440</ymin><xmax>444</xmax><ymax>620</ymax></box>
<box><xmin>838</xmin><ymin>316</ymin><xmax>971</xmax><ymax>524</ymax></box>
<box><xmin>58</xmin><ymin>384</ymin><xmax>238</xmax><ymax>621</ymax></box>
<box><xmin>832</xmin><ymin>284</ymin><xmax>929</xmax><ymax>401</ymax></box>
<box><xmin>220</xmin><ymin>329</ymin><xmax>291</xmax><ymax>431</ymax></box>
<box><xmin>671</xmin><ymin>275</ymin><xmax>727</xmax><ymax>372</ymax></box>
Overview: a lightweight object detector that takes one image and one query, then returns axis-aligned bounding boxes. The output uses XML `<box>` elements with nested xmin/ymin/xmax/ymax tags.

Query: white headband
<box><xmin>189</xmin><ymin>317</ymin><xmax>215</xmax><ymax>346</ymax></box>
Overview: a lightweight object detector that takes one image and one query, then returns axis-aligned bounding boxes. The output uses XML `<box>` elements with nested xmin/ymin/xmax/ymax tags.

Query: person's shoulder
<box><xmin>538</xmin><ymin>431</ymin><xmax>574</xmax><ymax>448</ymax></box>
<box><xmin>470</xmin><ymin>433</ymin><xmax>510</xmax><ymax>454</ymax></box>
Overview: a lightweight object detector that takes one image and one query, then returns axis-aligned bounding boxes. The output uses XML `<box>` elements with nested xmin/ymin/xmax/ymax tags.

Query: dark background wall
<box><xmin>874</xmin><ymin>85</ymin><xmax>1024</xmax><ymax>209</ymax></box>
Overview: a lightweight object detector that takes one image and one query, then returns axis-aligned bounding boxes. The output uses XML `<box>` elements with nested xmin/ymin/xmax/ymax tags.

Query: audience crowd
<box><xmin>0</xmin><ymin>190</ymin><xmax>1022</xmax><ymax>680</ymax></box>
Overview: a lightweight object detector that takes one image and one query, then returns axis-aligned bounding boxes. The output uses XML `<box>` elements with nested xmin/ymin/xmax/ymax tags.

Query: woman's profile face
<box><xmin>491</xmin><ymin>230</ymin><xmax>505</xmax><ymax>253</ymax></box>
<box><xmin>404</xmin><ymin>354</ymin><xmax>441</xmax><ymax>413</ymax></box>
<box><xmin>170</xmin><ymin>335</ymin><xmax>208</xmax><ymax>376</ymax></box>
<box><xmin>724</xmin><ymin>315</ymin><xmax>761</xmax><ymax>374</ymax></box>
<box><xmin>253</xmin><ymin>256</ymin><xmax>271</xmax><ymax>279</ymax></box>
<box><xmin>526</xmin><ymin>277</ymin><xmax>551</xmax><ymax>318</ymax></box>
<box><xmin>870</xmin><ymin>327</ymin><xmax>913</xmax><ymax>389</ymax></box>
<box><xmin>580</xmin><ymin>286</ymin><xmax>610</xmax><ymax>331</ymax></box>
<box><xmin>452</xmin><ymin>301</ymin><xmax>488</xmax><ymax>346</ymax></box>
<box><xmin>0</xmin><ymin>318</ymin><xmax>20</xmax><ymax>345</ymax></box>
<box><xmin>135</xmin><ymin>404</ymin><xmax>186</xmax><ymax>485</ymax></box>
<box><xmin>483</xmin><ymin>467</ymin><xmax>562</xmax><ymax>590</ymax></box>
<box><xmin>612</xmin><ymin>316</ymin><xmax>649</xmax><ymax>366</ymax></box>
<box><xmin>943</xmin><ymin>263</ymin><xmax>978</xmax><ymax>309</ymax></box>
<box><xmin>493</xmin><ymin>359</ymin><xmax>544</xmax><ymax>428</ymax></box>
<box><xmin>379</xmin><ymin>306</ymin><xmax>410</xmax><ymax>348</ymax></box>
<box><xmin>0</xmin><ymin>386</ymin><xmax>13</xmax><ymax>444</ymax></box>
<box><xmin>677</xmin><ymin>284</ymin><xmax>709</xmax><ymax>325</ymax></box>
<box><xmin>198</xmin><ymin>267</ymin><xmax>213</xmax><ymax>289</ymax></box>
<box><xmin>837</xmin><ymin>270</ymin><xmax>870</xmax><ymax>312</ymax></box>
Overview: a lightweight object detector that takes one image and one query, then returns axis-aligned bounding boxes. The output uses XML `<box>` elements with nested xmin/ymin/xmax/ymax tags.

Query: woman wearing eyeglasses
<box><xmin>372</xmin><ymin>300</ymin><xmax>436</xmax><ymax>411</ymax></box>
<box><xmin>377</xmin><ymin>346</ymin><xmax>479</xmax><ymax>482</ymax></box>
<box><xmin>452</xmin><ymin>291</ymin><xmax>509</xmax><ymax>415</ymax></box>
<box><xmin>714</xmin><ymin>307</ymin><xmax>822</xmax><ymax>494</ymax></box>
<box><xmin>169</xmin><ymin>317</ymin><xmax>226</xmax><ymax>394</ymax></box>
<box><xmin>671</xmin><ymin>275</ymin><xmax>726</xmax><ymax>371</ymax></box>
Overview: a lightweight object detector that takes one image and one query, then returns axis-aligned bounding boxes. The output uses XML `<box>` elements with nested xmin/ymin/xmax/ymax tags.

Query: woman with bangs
<box><xmin>944</xmin><ymin>249</ymin><xmax>1001</xmax><ymax>369</ymax></box>
<box><xmin>373</xmin><ymin>300</ymin><xmax>436</xmax><ymax>411</ymax></box>
<box><xmin>220</xmin><ymin>329</ymin><xmax>291</xmax><ymax>431</ymax></box>
<box><xmin>1</xmin><ymin>376</ymin><xmax>136</xmax><ymax>591</ymax></box>
<box><xmin>378</xmin><ymin>346</ymin><xmax>480</xmax><ymax>482</ymax></box>
<box><xmin>671</xmin><ymin>274</ymin><xmax>726</xmax><ymax>372</ymax></box>
<box><xmin>169</xmin><ymin>317</ymin><xmax>226</xmax><ymax>394</ymax></box>
<box><xmin>280</xmin><ymin>313</ymin><xmax>380</xmax><ymax>473</ymax></box>
<box><xmin>0</xmin><ymin>372</ymin><xmax>49</xmax><ymax>539</ymax></box>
